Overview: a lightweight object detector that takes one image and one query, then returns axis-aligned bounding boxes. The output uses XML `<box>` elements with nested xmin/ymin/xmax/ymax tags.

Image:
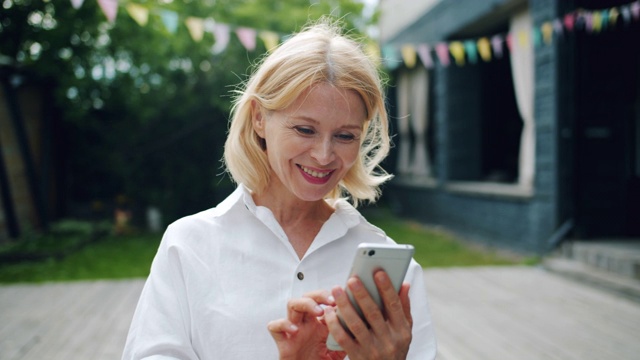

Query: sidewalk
<box><xmin>1</xmin><ymin>266</ymin><xmax>639</xmax><ymax>359</ymax></box>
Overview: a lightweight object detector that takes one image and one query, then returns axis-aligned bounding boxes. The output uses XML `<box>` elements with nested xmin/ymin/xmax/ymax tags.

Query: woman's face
<box><xmin>252</xmin><ymin>83</ymin><xmax>366</xmax><ymax>202</ymax></box>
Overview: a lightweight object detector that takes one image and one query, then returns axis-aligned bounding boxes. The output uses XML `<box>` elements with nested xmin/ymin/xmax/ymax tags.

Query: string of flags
<box><xmin>383</xmin><ymin>0</ymin><xmax>640</xmax><ymax>70</ymax></box>
<box><xmin>70</xmin><ymin>0</ymin><xmax>640</xmax><ymax>69</ymax></box>
<box><xmin>70</xmin><ymin>0</ymin><xmax>283</xmax><ymax>54</ymax></box>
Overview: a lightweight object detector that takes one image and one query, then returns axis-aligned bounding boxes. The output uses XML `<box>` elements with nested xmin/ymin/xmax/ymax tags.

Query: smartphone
<box><xmin>326</xmin><ymin>243</ymin><xmax>415</xmax><ymax>351</ymax></box>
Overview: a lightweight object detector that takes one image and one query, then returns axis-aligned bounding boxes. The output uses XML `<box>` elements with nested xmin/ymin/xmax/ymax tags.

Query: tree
<box><xmin>0</xmin><ymin>0</ymin><xmax>375</xmax><ymax>224</ymax></box>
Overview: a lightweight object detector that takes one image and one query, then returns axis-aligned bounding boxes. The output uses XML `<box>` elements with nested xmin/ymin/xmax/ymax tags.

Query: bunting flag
<box><xmin>212</xmin><ymin>24</ymin><xmax>230</xmax><ymax>54</ymax></box>
<box><xmin>126</xmin><ymin>3</ymin><xmax>149</xmax><ymax>27</ymax></box>
<box><xmin>186</xmin><ymin>17</ymin><xmax>205</xmax><ymax>42</ymax></box>
<box><xmin>385</xmin><ymin>0</ymin><xmax>640</xmax><ymax>70</ymax></box>
<box><xmin>401</xmin><ymin>45</ymin><xmax>417</xmax><ymax>68</ymax></box>
<box><xmin>235</xmin><ymin>27</ymin><xmax>257</xmax><ymax>51</ymax></box>
<box><xmin>71</xmin><ymin>0</ymin><xmax>84</xmax><ymax>10</ymax></box>
<box><xmin>69</xmin><ymin>0</ymin><xmax>640</xmax><ymax>68</ymax></box>
<box><xmin>259</xmin><ymin>31</ymin><xmax>280</xmax><ymax>52</ymax></box>
<box><xmin>160</xmin><ymin>10</ymin><xmax>179</xmax><ymax>34</ymax></box>
<box><xmin>97</xmin><ymin>0</ymin><xmax>118</xmax><ymax>23</ymax></box>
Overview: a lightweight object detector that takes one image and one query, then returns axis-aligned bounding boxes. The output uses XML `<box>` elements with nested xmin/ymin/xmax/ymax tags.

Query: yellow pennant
<box><xmin>476</xmin><ymin>37</ymin><xmax>491</xmax><ymax>62</ymax></box>
<box><xmin>126</xmin><ymin>3</ymin><xmax>148</xmax><ymax>27</ymax></box>
<box><xmin>401</xmin><ymin>45</ymin><xmax>417</xmax><ymax>68</ymax></box>
<box><xmin>186</xmin><ymin>17</ymin><xmax>205</xmax><ymax>42</ymax></box>
<box><xmin>449</xmin><ymin>41</ymin><xmax>465</xmax><ymax>66</ymax></box>
<box><xmin>259</xmin><ymin>31</ymin><xmax>280</xmax><ymax>52</ymax></box>
<box><xmin>541</xmin><ymin>22</ymin><xmax>554</xmax><ymax>44</ymax></box>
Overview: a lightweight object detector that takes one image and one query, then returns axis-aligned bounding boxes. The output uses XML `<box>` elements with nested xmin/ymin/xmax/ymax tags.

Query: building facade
<box><xmin>379</xmin><ymin>0</ymin><xmax>640</xmax><ymax>253</ymax></box>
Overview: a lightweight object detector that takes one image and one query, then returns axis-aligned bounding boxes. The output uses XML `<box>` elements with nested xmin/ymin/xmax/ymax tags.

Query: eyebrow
<box><xmin>289</xmin><ymin>115</ymin><xmax>364</xmax><ymax>130</ymax></box>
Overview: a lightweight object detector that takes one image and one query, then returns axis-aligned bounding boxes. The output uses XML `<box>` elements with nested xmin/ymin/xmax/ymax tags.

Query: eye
<box><xmin>335</xmin><ymin>133</ymin><xmax>357</xmax><ymax>142</ymax></box>
<box><xmin>293</xmin><ymin>126</ymin><xmax>315</xmax><ymax>136</ymax></box>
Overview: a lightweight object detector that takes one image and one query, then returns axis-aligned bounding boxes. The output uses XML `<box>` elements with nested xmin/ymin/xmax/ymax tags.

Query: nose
<box><xmin>310</xmin><ymin>137</ymin><xmax>335</xmax><ymax>165</ymax></box>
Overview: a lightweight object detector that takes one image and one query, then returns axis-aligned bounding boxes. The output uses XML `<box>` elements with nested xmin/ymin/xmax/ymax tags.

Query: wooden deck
<box><xmin>1</xmin><ymin>266</ymin><xmax>639</xmax><ymax>359</ymax></box>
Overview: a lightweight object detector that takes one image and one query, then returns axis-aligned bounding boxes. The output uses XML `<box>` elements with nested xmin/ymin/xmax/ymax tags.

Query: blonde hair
<box><xmin>223</xmin><ymin>21</ymin><xmax>392</xmax><ymax>206</ymax></box>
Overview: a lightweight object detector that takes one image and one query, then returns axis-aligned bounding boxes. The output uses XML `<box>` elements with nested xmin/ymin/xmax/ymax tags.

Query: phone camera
<box><xmin>368</xmin><ymin>250</ymin><xmax>375</xmax><ymax>257</ymax></box>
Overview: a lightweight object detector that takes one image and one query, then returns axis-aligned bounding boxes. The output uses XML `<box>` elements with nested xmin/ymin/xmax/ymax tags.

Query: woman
<box><xmin>122</xmin><ymin>21</ymin><xmax>436</xmax><ymax>360</ymax></box>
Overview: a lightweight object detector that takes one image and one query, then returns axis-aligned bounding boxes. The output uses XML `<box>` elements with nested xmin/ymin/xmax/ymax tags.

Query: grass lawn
<box><xmin>0</xmin><ymin>210</ymin><xmax>529</xmax><ymax>283</ymax></box>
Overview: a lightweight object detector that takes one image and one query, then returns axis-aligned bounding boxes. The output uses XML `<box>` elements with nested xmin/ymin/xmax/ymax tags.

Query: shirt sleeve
<box><xmin>121</xmin><ymin>223</ymin><xmax>199</xmax><ymax>360</ymax></box>
<box><xmin>406</xmin><ymin>259</ymin><xmax>438</xmax><ymax>360</ymax></box>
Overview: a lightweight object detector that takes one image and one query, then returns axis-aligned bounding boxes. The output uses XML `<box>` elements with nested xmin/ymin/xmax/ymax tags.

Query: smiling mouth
<box><xmin>299</xmin><ymin>165</ymin><xmax>332</xmax><ymax>179</ymax></box>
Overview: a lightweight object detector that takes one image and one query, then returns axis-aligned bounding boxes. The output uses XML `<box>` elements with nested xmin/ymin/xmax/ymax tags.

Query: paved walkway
<box><xmin>1</xmin><ymin>266</ymin><xmax>639</xmax><ymax>359</ymax></box>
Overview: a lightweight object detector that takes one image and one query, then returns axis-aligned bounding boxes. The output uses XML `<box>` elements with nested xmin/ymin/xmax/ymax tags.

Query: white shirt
<box><xmin>122</xmin><ymin>185</ymin><xmax>437</xmax><ymax>359</ymax></box>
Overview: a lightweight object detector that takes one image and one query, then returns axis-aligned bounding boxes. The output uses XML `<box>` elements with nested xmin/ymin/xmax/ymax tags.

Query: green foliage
<box><xmin>1</xmin><ymin>0</ymin><xmax>375</xmax><ymax>223</ymax></box>
<box><xmin>364</xmin><ymin>208</ymin><xmax>524</xmax><ymax>267</ymax></box>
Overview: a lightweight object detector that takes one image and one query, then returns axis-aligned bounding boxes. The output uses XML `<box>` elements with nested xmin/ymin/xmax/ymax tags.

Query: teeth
<box><xmin>300</xmin><ymin>165</ymin><xmax>331</xmax><ymax>178</ymax></box>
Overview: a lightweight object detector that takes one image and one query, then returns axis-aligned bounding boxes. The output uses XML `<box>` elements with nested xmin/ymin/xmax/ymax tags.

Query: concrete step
<box><xmin>544</xmin><ymin>240</ymin><xmax>640</xmax><ymax>302</ymax></box>
<box><xmin>567</xmin><ymin>241</ymin><xmax>640</xmax><ymax>280</ymax></box>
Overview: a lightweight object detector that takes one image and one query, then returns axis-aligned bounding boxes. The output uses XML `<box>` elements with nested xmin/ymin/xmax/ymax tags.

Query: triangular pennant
<box><xmin>97</xmin><ymin>0</ymin><xmax>118</xmax><ymax>23</ymax></box>
<box><xmin>632</xmin><ymin>2</ymin><xmax>640</xmax><ymax>20</ymax></box>
<box><xmin>186</xmin><ymin>17</ymin><xmax>205</xmax><ymax>42</ymax></box>
<box><xmin>449</xmin><ymin>41</ymin><xmax>465</xmax><ymax>66</ymax></box>
<box><xmin>476</xmin><ymin>37</ymin><xmax>492</xmax><ymax>62</ymax></box>
<box><xmin>401</xmin><ymin>45</ymin><xmax>417</xmax><ymax>68</ymax></box>
<box><xmin>553</xmin><ymin>19</ymin><xmax>565</xmax><ymax>37</ymax></box>
<box><xmin>586</xmin><ymin>12</ymin><xmax>597</xmax><ymax>33</ymax></box>
<box><xmin>517</xmin><ymin>30</ymin><xmax>529</xmax><ymax>48</ymax></box>
<box><xmin>160</xmin><ymin>10</ymin><xmax>179</xmax><ymax>34</ymax></box>
<box><xmin>204</xmin><ymin>18</ymin><xmax>217</xmax><ymax>33</ymax></box>
<box><xmin>505</xmin><ymin>33</ymin><xmax>514</xmax><ymax>52</ymax></box>
<box><xmin>236</xmin><ymin>27</ymin><xmax>257</xmax><ymax>51</ymax></box>
<box><xmin>212</xmin><ymin>24</ymin><xmax>230</xmax><ymax>54</ymax></box>
<box><xmin>381</xmin><ymin>46</ymin><xmax>401</xmax><ymax>70</ymax></box>
<box><xmin>126</xmin><ymin>3</ymin><xmax>148</xmax><ymax>27</ymax></box>
<box><xmin>259</xmin><ymin>31</ymin><xmax>280</xmax><ymax>52</ymax></box>
<box><xmin>464</xmin><ymin>40</ymin><xmax>478</xmax><ymax>64</ymax></box>
<box><xmin>564</xmin><ymin>13</ymin><xmax>576</xmax><ymax>31</ymax></box>
<box><xmin>621</xmin><ymin>5</ymin><xmax>633</xmax><ymax>25</ymax></box>
<box><xmin>531</xmin><ymin>27</ymin><xmax>542</xmax><ymax>48</ymax></box>
<box><xmin>70</xmin><ymin>0</ymin><xmax>84</xmax><ymax>9</ymax></box>
<box><xmin>416</xmin><ymin>43</ymin><xmax>434</xmax><ymax>68</ymax></box>
<box><xmin>491</xmin><ymin>35</ymin><xmax>504</xmax><ymax>58</ymax></box>
<box><xmin>541</xmin><ymin>22</ymin><xmax>554</xmax><ymax>44</ymax></box>
<box><xmin>609</xmin><ymin>7</ymin><xmax>620</xmax><ymax>26</ymax></box>
<box><xmin>435</xmin><ymin>42</ymin><xmax>450</xmax><ymax>66</ymax></box>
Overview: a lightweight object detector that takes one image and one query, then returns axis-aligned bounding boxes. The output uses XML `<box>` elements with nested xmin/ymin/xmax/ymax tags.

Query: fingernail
<box><xmin>315</xmin><ymin>305</ymin><xmax>323</xmax><ymax>314</ymax></box>
<box><xmin>289</xmin><ymin>324</ymin><xmax>298</xmax><ymax>332</ymax></box>
<box><xmin>328</xmin><ymin>295</ymin><xmax>335</xmax><ymax>304</ymax></box>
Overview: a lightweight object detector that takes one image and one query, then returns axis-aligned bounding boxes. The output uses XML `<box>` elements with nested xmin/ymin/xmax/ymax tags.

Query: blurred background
<box><xmin>1</xmin><ymin>0</ymin><xmax>639</xmax><ymax>273</ymax></box>
<box><xmin>2</xmin><ymin>1</ymin><xmax>640</xmax><ymax>359</ymax></box>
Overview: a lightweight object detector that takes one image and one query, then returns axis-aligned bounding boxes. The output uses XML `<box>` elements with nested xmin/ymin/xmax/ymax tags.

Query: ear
<box><xmin>251</xmin><ymin>100</ymin><xmax>266</xmax><ymax>138</ymax></box>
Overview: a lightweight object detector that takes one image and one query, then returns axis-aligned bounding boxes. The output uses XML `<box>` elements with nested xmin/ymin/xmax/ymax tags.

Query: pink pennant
<box><xmin>505</xmin><ymin>33</ymin><xmax>513</xmax><ymax>52</ymax></box>
<box><xmin>416</xmin><ymin>43</ymin><xmax>434</xmax><ymax>69</ymax></box>
<box><xmin>97</xmin><ymin>0</ymin><xmax>118</xmax><ymax>23</ymax></box>
<box><xmin>435</xmin><ymin>43</ymin><xmax>450</xmax><ymax>67</ymax></box>
<box><xmin>553</xmin><ymin>19</ymin><xmax>564</xmax><ymax>37</ymax></box>
<box><xmin>70</xmin><ymin>0</ymin><xmax>84</xmax><ymax>9</ymax></box>
<box><xmin>490</xmin><ymin>35</ymin><xmax>504</xmax><ymax>58</ymax></box>
<box><xmin>564</xmin><ymin>13</ymin><xmax>575</xmax><ymax>31</ymax></box>
<box><xmin>212</xmin><ymin>24</ymin><xmax>230</xmax><ymax>54</ymax></box>
<box><xmin>235</xmin><ymin>27</ymin><xmax>257</xmax><ymax>52</ymax></box>
<box><xmin>632</xmin><ymin>2</ymin><xmax>640</xmax><ymax>20</ymax></box>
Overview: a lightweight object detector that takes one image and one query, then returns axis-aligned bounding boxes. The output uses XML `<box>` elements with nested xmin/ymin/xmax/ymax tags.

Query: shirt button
<box><xmin>297</xmin><ymin>272</ymin><xmax>304</xmax><ymax>280</ymax></box>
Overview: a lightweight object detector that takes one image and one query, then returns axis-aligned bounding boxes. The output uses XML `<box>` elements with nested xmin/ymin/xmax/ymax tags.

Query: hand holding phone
<box><xmin>326</xmin><ymin>243</ymin><xmax>415</xmax><ymax>351</ymax></box>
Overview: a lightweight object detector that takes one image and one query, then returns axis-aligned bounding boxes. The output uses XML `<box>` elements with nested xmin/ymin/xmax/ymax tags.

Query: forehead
<box><xmin>282</xmin><ymin>83</ymin><xmax>367</xmax><ymax>124</ymax></box>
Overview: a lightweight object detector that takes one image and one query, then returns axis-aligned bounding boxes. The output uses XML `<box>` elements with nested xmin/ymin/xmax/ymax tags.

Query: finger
<box><xmin>267</xmin><ymin>319</ymin><xmax>299</xmax><ymax>341</ymax></box>
<box><xmin>346</xmin><ymin>276</ymin><xmax>386</xmax><ymax>330</ymax></box>
<box><xmin>398</xmin><ymin>282</ymin><xmax>413</xmax><ymax>325</ymax></box>
<box><xmin>374</xmin><ymin>271</ymin><xmax>410</xmax><ymax>326</ymax></box>
<box><xmin>331</xmin><ymin>284</ymin><xmax>372</xmax><ymax>346</ymax></box>
<box><xmin>287</xmin><ymin>297</ymin><xmax>324</xmax><ymax>324</ymax></box>
<box><xmin>324</xmin><ymin>303</ymin><xmax>357</xmax><ymax>352</ymax></box>
<box><xmin>302</xmin><ymin>289</ymin><xmax>337</xmax><ymax>306</ymax></box>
